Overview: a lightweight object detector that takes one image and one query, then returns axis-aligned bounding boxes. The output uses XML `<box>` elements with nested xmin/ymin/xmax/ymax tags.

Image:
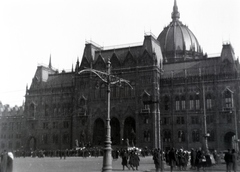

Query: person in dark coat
<box><xmin>232</xmin><ymin>149</ymin><xmax>237</xmax><ymax>172</ymax></box>
<box><xmin>224</xmin><ymin>149</ymin><xmax>233</xmax><ymax>172</ymax></box>
<box><xmin>153</xmin><ymin>149</ymin><xmax>162</xmax><ymax>172</ymax></box>
<box><xmin>183</xmin><ymin>151</ymin><xmax>189</xmax><ymax>170</ymax></box>
<box><xmin>190</xmin><ymin>148</ymin><xmax>196</xmax><ymax>169</ymax></box>
<box><xmin>195</xmin><ymin>148</ymin><xmax>203</xmax><ymax>171</ymax></box>
<box><xmin>121</xmin><ymin>150</ymin><xmax>130</xmax><ymax>170</ymax></box>
<box><xmin>168</xmin><ymin>148</ymin><xmax>177</xmax><ymax>172</ymax></box>
<box><xmin>129</xmin><ymin>150</ymin><xmax>140</xmax><ymax>170</ymax></box>
<box><xmin>177</xmin><ymin>149</ymin><xmax>185</xmax><ymax>171</ymax></box>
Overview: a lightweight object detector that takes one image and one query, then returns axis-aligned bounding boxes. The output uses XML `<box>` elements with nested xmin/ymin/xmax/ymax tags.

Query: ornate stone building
<box><xmin>0</xmin><ymin>104</ymin><xmax>24</xmax><ymax>152</ymax></box>
<box><xmin>159</xmin><ymin>1</ymin><xmax>240</xmax><ymax>151</ymax></box>
<box><xmin>1</xmin><ymin>0</ymin><xmax>239</xmax><ymax>152</ymax></box>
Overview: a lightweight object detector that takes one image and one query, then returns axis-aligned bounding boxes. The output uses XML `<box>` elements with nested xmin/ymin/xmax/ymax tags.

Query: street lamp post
<box><xmin>196</xmin><ymin>82</ymin><xmax>209</xmax><ymax>154</ymax></box>
<box><xmin>202</xmin><ymin>82</ymin><xmax>209</xmax><ymax>154</ymax></box>
<box><xmin>78</xmin><ymin>59</ymin><xmax>132</xmax><ymax>172</ymax></box>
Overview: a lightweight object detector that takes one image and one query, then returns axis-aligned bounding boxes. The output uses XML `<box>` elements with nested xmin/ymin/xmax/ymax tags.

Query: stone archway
<box><xmin>92</xmin><ymin>118</ymin><xmax>105</xmax><ymax>146</ymax></box>
<box><xmin>224</xmin><ymin>131</ymin><xmax>235</xmax><ymax>150</ymax></box>
<box><xmin>124</xmin><ymin>117</ymin><xmax>136</xmax><ymax>147</ymax></box>
<box><xmin>111</xmin><ymin>117</ymin><xmax>120</xmax><ymax>145</ymax></box>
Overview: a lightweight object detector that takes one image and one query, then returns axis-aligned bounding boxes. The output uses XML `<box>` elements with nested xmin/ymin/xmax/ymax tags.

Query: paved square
<box><xmin>12</xmin><ymin>156</ymin><xmax>239</xmax><ymax>172</ymax></box>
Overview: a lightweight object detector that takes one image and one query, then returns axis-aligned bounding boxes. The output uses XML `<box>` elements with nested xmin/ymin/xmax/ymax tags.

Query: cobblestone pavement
<box><xmin>13</xmin><ymin>156</ymin><xmax>239</xmax><ymax>172</ymax></box>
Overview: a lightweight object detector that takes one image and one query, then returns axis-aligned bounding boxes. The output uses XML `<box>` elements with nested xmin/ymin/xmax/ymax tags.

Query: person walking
<box><xmin>129</xmin><ymin>150</ymin><xmax>140</xmax><ymax>170</ymax></box>
<box><xmin>132</xmin><ymin>150</ymin><xmax>140</xmax><ymax>170</ymax></box>
<box><xmin>168</xmin><ymin>148</ymin><xmax>177</xmax><ymax>172</ymax></box>
<box><xmin>196</xmin><ymin>147</ymin><xmax>203</xmax><ymax>171</ymax></box>
<box><xmin>190</xmin><ymin>148</ymin><xmax>196</xmax><ymax>169</ymax></box>
<box><xmin>153</xmin><ymin>148</ymin><xmax>162</xmax><ymax>172</ymax></box>
<box><xmin>224</xmin><ymin>149</ymin><xmax>233</xmax><ymax>172</ymax></box>
<box><xmin>231</xmin><ymin>149</ymin><xmax>237</xmax><ymax>172</ymax></box>
<box><xmin>121</xmin><ymin>150</ymin><xmax>130</xmax><ymax>170</ymax></box>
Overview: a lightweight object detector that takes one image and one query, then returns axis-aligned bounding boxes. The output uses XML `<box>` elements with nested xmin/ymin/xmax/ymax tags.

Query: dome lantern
<box><xmin>172</xmin><ymin>0</ymin><xmax>180</xmax><ymax>21</ymax></box>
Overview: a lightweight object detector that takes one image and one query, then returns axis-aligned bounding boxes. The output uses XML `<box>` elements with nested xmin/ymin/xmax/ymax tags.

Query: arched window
<box><xmin>175</xmin><ymin>96</ymin><xmax>180</xmax><ymax>111</ymax></box>
<box><xmin>164</xmin><ymin>96</ymin><xmax>170</xmax><ymax>111</ymax></box>
<box><xmin>143</xmin><ymin>130</ymin><xmax>151</xmax><ymax>142</ymax></box>
<box><xmin>189</xmin><ymin>95</ymin><xmax>194</xmax><ymax>110</ymax></box>
<box><xmin>224</xmin><ymin>90</ymin><xmax>232</xmax><ymax>108</ymax></box>
<box><xmin>195</xmin><ymin>95</ymin><xmax>200</xmax><ymax>110</ymax></box>
<box><xmin>178</xmin><ymin>130</ymin><xmax>185</xmax><ymax>142</ymax></box>
<box><xmin>206</xmin><ymin>94</ymin><xmax>212</xmax><ymax>110</ymax></box>
<box><xmin>163</xmin><ymin>130</ymin><xmax>171</xmax><ymax>142</ymax></box>
<box><xmin>181</xmin><ymin>96</ymin><xmax>186</xmax><ymax>110</ymax></box>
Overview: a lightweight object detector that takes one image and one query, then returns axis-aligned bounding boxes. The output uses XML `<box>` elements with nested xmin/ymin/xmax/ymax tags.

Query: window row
<box><xmin>28</xmin><ymin>104</ymin><xmax>72</xmax><ymax>117</ymax></box>
<box><xmin>93</xmin><ymin>83</ymin><xmax>136</xmax><ymax>99</ymax></box>
<box><xmin>42</xmin><ymin>133</ymin><xmax>70</xmax><ymax>145</ymax></box>
<box><xmin>162</xmin><ymin>130</ymin><xmax>215</xmax><ymax>143</ymax></box>
<box><xmin>0</xmin><ymin>122</ymin><xmax>22</xmax><ymax>131</ymax></box>
<box><xmin>0</xmin><ymin>133</ymin><xmax>22</xmax><ymax>139</ymax></box>
<box><xmin>42</xmin><ymin>121</ymin><xmax>70</xmax><ymax>129</ymax></box>
<box><xmin>161</xmin><ymin>115</ymin><xmax>215</xmax><ymax>125</ymax></box>
<box><xmin>163</xmin><ymin>90</ymin><xmax>233</xmax><ymax>111</ymax></box>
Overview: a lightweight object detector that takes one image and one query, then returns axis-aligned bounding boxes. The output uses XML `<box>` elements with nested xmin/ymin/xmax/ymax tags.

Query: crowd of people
<box><xmin>11</xmin><ymin>147</ymin><xmax>103</xmax><ymax>158</ymax></box>
<box><xmin>1</xmin><ymin>146</ymin><xmax>239</xmax><ymax>171</ymax></box>
<box><xmin>224</xmin><ymin>149</ymin><xmax>238</xmax><ymax>172</ymax></box>
<box><xmin>164</xmin><ymin>147</ymin><xmax>212</xmax><ymax>171</ymax></box>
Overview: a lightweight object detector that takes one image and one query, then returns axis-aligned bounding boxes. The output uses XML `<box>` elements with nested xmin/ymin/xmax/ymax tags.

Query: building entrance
<box><xmin>93</xmin><ymin>118</ymin><xmax>105</xmax><ymax>146</ymax></box>
<box><xmin>124</xmin><ymin>117</ymin><xmax>136</xmax><ymax>147</ymax></box>
<box><xmin>111</xmin><ymin>117</ymin><xmax>120</xmax><ymax>145</ymax></box>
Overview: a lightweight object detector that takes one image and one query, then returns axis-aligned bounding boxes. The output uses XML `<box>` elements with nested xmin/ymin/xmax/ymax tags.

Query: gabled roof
<box><xmin>42</xmin><ymin>72</ymin><xmax>74</xmax><ymax>88</ymax></box>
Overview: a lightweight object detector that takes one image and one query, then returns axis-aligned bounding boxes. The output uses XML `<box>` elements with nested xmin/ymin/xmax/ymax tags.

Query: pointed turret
<box><xmin>49</xmin><ymin>54</ymin><xmax>52</xmax><ymax>69</ymax></box>
<box><xmin>171</xmin><ymin>0</ymin><xmax>180</xmax><ymax>21</ymax></box>
<box><xmin>75</xmin><ymin>57</ymin><xmax>80</xmax><ymax>72</ymax></box>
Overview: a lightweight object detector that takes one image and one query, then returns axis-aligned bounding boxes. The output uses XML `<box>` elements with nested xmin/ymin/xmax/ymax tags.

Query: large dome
<box><xmin>157</xmin><ymin>0</ymin><xmax>203</xmax><ymax>63</ymax></box>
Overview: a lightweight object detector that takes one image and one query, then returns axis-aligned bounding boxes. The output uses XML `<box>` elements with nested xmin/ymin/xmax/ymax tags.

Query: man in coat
<box><xmin>224</xmin><ymin>149</ymin><xmax>233</xmax><ymax>172</ymax></box>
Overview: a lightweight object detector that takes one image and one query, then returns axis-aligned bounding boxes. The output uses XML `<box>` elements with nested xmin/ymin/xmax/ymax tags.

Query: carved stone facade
<box><xmin>22</xmin><ymin>34</ymin><xmax>162</xmax><ymax>151</ymax></box>
<box><xmin>1</xmin><ymin>0</ymin><xmax>240</xmax><ymax>152</ymax></box>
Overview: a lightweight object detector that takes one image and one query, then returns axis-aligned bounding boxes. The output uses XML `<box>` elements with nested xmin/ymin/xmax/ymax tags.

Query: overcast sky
<box><xmin>0</xmin><ymin>0</ymin><xmax>239</xmax><ymax>107</ymax></box>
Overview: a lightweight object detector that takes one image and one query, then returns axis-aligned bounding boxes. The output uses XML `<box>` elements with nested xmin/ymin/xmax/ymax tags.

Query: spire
<box><xmin>49</xmin><ymin>54</ymin><xmax>52</xmax><ymax>69</ymax></box>
<box><xmin>171</xmin><ymin>0</ymin><xmax>180</xmax><ymax>21</ymax></box>
<box><xmin>75</xmin><ymin>56</ymin><xmax>79</xmax><ymax>72</ymax></box>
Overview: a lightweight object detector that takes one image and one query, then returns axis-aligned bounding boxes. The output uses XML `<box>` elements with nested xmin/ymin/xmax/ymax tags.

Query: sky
<box><xmin>0</xmin><ymin>0</ymin><xmax>239</xmax><ymax>107</ymax></box>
